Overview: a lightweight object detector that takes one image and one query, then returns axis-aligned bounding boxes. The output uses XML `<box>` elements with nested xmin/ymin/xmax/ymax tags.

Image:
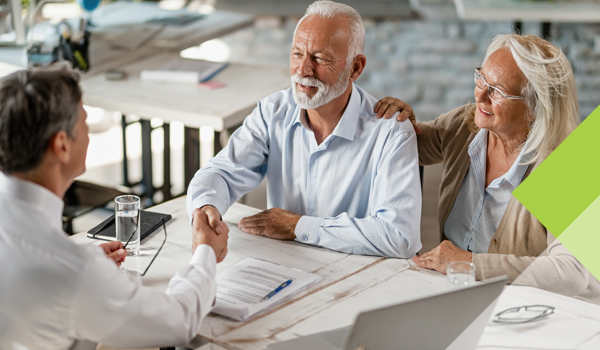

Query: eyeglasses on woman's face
<box><xmin>474</xmin><ymin>68</ymin><xmax>526</xmax><ymax>105</ymax></box>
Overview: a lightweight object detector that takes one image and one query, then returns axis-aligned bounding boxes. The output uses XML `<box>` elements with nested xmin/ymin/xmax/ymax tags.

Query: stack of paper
<box><xmin>212</xmin><ymin>257</ymin><xmax>322</xmax><ymax>321</ymax></box>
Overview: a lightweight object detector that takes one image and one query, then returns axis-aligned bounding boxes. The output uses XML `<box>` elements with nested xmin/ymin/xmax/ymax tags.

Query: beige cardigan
<box><xmin>417</xmin><ymin>105</ymin><xmax>600</xmax><ymax>304</ymax></box>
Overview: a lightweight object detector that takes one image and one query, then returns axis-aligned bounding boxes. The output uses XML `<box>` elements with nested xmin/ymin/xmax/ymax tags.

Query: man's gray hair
<box><xmin>482</xmin><ymin>34</ymin><xmax>579</xmax><ymax>164</ymax></box>
<box><xmin>295</xmin><ymin>0</ymin><xmax>365</xmax><ymax>66</ymax></box>
<box><xmin>0</xmin><ymin>63</ymin><xmax>81</xmax><ymax>174</ymax></box>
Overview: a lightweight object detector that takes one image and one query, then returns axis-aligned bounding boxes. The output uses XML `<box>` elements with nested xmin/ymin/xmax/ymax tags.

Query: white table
<box><xmin>76</xmin><ymin>3</ymin><xmax>271</xmax><ymax>202</ymax></box>
<box><xmin>80</xmin><ymin>52</ymin><xmax>290</xmax><ymax>201</ymax></box>
<box><xmin>81</xmin><ymin>53</ymin><xmax>290</xmax><ymax>131</ymax></box>
<box><xmin>72</xmin><ymin>197</ymin><xmax>600</xmax><ymax>350</ymax></box>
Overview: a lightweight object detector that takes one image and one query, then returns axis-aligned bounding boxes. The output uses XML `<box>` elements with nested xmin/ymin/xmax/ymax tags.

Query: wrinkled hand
<box><xmin>100</xmin><ymin>241</ymin><xmax>127</xmax><ymax>267</ymax></box>
<box><xmin>412</xmin><ymin>240</ymin><xmax>472</xmax><ymax>274</ymax></box>
<box><xmin>238</xmin><ymin>208</ymin><xmax>301</xmax><ymax>240</ymax></box>
<box><xmin>374</xmin><ymin>96</ymin><xmax>421</xmax><ymax>134</ymax></box>
<box><xmin>192</xmin><ymin>209</ymin><xmax>229</xmax><ymax>263</ymax></box>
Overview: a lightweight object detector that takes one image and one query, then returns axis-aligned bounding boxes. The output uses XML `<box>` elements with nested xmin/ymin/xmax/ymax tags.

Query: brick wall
<box><xmin>220</xmin><ymin>15</ymin><xmax>600</xmax><ymax>121</ymax></box>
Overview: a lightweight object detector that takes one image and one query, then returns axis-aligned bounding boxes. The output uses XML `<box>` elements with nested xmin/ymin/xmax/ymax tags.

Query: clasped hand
<box><xmin>412</xmin><ymin>240</ymin><xmax>473</xmax><ymax>274</ymax></box>
<box><xmin>192</xmin><ymin>206</ymin><xmax>229</xmax><ymax>263</ymax></box>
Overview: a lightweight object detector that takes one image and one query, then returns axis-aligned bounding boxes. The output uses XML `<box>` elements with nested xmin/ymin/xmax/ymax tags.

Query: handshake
<box><xmin>191</xmin><ymin>205</ymin><xmax>230</xmax><ymax>263</ymax></box>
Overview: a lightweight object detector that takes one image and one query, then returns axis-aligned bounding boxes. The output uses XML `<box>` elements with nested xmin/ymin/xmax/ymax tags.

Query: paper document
<box><xmin>212</xmin><ymin>257</ymin><xmax>322</xmax><ymax>321</ymax></box>
<box><xmin>140</xmin><ymin>58</ymin><xmax>228</xmax><ymax>84</ymax></box>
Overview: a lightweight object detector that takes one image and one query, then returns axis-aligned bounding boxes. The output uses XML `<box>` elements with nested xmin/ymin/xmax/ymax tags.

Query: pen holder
<box><xmin>58</xmin><ymin>30</ymin><xmax>91</xmax><ymax>72</ymax></box>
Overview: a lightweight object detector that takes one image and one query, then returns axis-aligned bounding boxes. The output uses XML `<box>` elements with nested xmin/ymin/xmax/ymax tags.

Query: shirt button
<box><xmin>303</xmin><ymin>237</ymin><xmax>308</xmax><ymax>241</ymax></box>
<box><xmin>492</xmin><ymin>239</ymin><xmax>497</xmax><ymax>244</ymax></box>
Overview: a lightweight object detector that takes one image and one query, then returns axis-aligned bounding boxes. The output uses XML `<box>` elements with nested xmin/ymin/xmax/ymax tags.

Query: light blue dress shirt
<box><xmin>444</xmin><ymin>129</ymin><xmax>532</xmax><ymax>253</ymax></box>
<box><xmin>187</xmin><ymin>84</ymin><xmax>422</xmax><ymax>258</ymax></box>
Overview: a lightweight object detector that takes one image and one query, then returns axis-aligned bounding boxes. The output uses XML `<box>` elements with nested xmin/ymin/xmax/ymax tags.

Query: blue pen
<box><xmin>261</xmin><ymin>279</ymin><xmax>293</xmax><ymax>302</ymax></box>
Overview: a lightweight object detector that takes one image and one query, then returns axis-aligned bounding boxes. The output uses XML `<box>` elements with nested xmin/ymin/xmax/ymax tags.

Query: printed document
<box><xmin>212</xmin><ymin>257</ymin><xmax>322</xmax><ymax>321</ymax></box>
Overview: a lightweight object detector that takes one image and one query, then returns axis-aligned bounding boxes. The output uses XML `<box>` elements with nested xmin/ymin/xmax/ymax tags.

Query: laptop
<box><xmin>267</xmin><ymin>276</ymin><xmax>507</xmax><ymax>350</ymax></box>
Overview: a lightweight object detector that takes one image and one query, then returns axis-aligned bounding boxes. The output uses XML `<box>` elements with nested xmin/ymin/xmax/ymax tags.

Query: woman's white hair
<box><xmin>482</xmin><ymin>34</ymin><xmax>579</xmax><ymax>164</ymax></box>
<box><xmin>294</xmin><ymin>0</ymin><xmax>365</xmax><ymax>66</ymax></box>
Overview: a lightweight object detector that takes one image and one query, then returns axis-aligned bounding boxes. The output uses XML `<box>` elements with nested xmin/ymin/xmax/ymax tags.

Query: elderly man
<box><xmin>187</xmin><ymin>0</ymin><xmax>422</xmax><ymax>258</ymax></box>
<box><xmin>0</xmin><ymin>65</ymin><xmax>228</xmax><ymax>349</ymax></box>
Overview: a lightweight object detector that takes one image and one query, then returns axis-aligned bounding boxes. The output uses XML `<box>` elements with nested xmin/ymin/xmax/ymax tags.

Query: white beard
<box><xmin>291</xmin><ymin>64</ymin><xmax>351</xmax><ymax>110</ymax></box>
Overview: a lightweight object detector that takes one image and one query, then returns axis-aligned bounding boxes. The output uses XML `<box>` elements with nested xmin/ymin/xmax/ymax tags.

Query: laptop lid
<box><xmin>342</xmin><ymin>277</ymin><xmax>506</xmax><ymax>350</ymax></box>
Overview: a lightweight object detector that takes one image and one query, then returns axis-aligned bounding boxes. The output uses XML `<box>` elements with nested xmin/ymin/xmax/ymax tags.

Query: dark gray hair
<box><xmin>0</xmin><ymin>63</ymin><xmax>81</xmax><ymax>174</ymax></box>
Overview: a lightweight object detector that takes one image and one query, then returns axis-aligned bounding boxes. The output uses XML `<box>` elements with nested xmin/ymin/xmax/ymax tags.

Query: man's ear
<box><xmin>349</xmin><ymin>54</ymin><xmax>366</xmax><ymax>82</ymax></box>
<box><xmin>48</xmin><ymin>131</ymin><xmax>71</xmax><ymax>164</ymax></box>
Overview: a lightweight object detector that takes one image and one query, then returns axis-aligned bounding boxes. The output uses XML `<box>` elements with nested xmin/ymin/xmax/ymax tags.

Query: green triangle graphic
<box><xmin>513</xmin><ymin>105</ymin><xmax>600</xmax><ymax>238</ymax></box>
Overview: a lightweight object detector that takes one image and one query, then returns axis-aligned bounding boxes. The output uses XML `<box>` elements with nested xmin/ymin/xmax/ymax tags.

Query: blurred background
<box><xmin>1</xmin><ymin>0</ymin><xmax>599</xmax><ymax>252</ymax></box>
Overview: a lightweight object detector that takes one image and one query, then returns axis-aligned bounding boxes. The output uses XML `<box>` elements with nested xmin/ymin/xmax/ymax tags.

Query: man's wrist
<box><xmin>190</xmin><ymin>244</ymin><xmax>216</xmax><ymax>266</ymax></box>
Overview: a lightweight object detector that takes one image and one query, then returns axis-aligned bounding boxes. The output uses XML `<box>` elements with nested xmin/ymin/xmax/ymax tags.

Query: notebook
<box><xmin>87</xmin><ymin>210</ymin><xmax>171</xmax><ymax>242</ymax></box>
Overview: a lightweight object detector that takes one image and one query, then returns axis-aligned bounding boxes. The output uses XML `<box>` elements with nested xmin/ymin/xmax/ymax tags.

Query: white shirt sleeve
<box><xmin>71</xmin><ymin>244</ymin><xmax>216</xmax><ymax>348</ymax></box>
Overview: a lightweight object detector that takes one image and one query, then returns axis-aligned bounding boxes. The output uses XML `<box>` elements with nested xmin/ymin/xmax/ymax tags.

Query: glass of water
<box><xmin>447</xmin><ymin>261</ymin><xmax>476</xmax><ymax>286</ymax></box>
<box><xmin>115</xmin><ymin>195</ymin><xmax>140</xmax><ymax>256</ymax></box>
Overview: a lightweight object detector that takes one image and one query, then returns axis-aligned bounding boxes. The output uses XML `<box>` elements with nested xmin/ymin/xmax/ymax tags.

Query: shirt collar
<box><xmin>294</xmin><ymin>83</ymin><xmax>360</xmax><ymax>142</ymax></box>
<box><xmin>504</xmin><ymin>147</ymin><xmax>533</xmax><ymax>188</ymax></box>
<box><xmin>0</xmin><ymin>172</ymin><xmax>64</xmax><ymax>230</ymax></box>
<box><xmin>468</xmin><ymin>129</ymin><xmax>532</xmax><ymax>189</ymax></box>
<box><xmin>468</xmin><ymin>128</ymin><xmax>488</xmax><ymax>158</ymax></box>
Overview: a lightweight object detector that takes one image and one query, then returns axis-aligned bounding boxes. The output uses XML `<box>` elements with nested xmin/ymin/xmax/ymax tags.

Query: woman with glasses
<box><xmin>375</xmin><ymin>34</ymin><xmax>599</xmax><ymax>303</ymax></box>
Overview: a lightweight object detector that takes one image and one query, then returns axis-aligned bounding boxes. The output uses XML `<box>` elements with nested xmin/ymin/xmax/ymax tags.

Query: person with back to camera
<box><xmin>0</xmin><ymin>64</ymin><xmax>229</xmax><ymax>349</ymax></box>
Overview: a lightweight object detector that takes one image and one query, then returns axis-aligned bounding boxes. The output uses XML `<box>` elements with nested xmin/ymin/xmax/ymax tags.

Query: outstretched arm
<box><xmin>186</xmin><ymin>101</ymin><xmax>272</xmax><ymax>221</ymax></box>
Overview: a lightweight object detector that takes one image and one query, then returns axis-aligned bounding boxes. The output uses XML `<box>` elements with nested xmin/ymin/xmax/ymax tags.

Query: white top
<box><xmin>0</xmin><ymin>173</ymin><xmax>216</xmax><ymax>350</ymax></box>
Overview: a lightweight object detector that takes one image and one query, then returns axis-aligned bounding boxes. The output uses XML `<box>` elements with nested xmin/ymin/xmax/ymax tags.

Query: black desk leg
<box><xmin>513</xmin><ymin>21</ymin><xmax>522</xmax><ymax>35</ymax></box>
<box><xmin>141</xmin><ymin>119</ymin><xmax>154</xmax><ymax>204</ymax></box>
<box><xmin>541</xmin><ymin>22</ymin><xmax>551</xmax><ymax>40</ymax></box>
<box><xmin>121</xmin><ymin>114</ymin><xmax>130</xmax><ymax>187</ymax></box>
<box><xmin>214</xmin><ymin>130</ymin><xmax>222</xmax><ymax>155</ymax></box>
<box><xmin>162</xmin><ymin>122</ymin><xmax>172</xmax><ymax>201</ymax></box>
<box><xmin>184</xmin><ymin>126</ymin><xmax>200</xmax><ymax>192</ymax></box>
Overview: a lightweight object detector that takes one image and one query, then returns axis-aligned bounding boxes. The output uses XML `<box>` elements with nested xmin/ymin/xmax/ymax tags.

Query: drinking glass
<box><xmin>447</xmin><ymin>261</ymin><xmax>476</xmax><ymax>286</ymax></box>
<box><xmin>115</xmin><ymin>195</ymin><xmax>140</xmax><ymax>256</ymax></box>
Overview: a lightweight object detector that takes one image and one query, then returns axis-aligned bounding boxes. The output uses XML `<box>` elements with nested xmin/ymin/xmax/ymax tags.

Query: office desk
<box><xmin>81</xmin><ymin>54</ymin><xmax>289</xmax><ymax>131</ymax></box>
<box><xmin>80</xmin><ymin>53</ymin><xmax>290</xmax><ymax>200</ymax></box>
<box><xmin>72</xmin><ymin>197</ymin><xmax>600</xmax><ymax>350</ymax></box>
<box><xmin>85</xmin><ymin>5</ymin><xmax>254</xmax><ymax>76</ymax></box>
